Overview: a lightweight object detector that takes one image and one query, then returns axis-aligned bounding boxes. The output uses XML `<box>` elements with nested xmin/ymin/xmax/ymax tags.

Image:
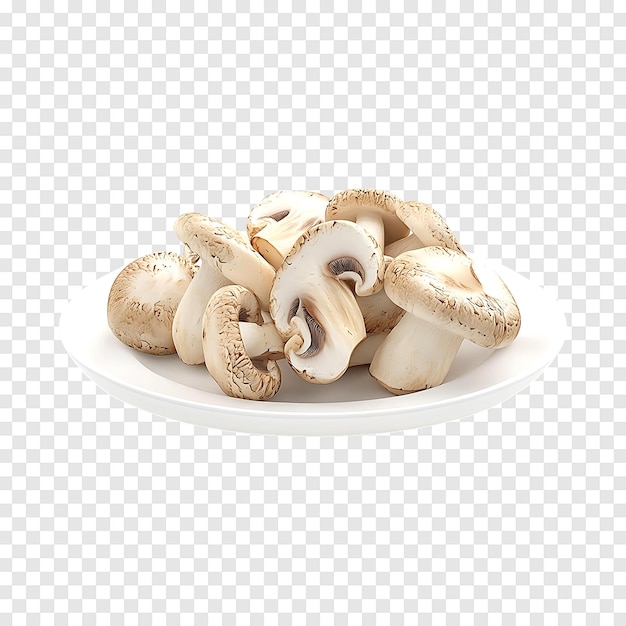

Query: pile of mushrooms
<box><xmin>107</xmin><ymin>189</ymin><xmax>522</xmax><ymax>400</ymax></box>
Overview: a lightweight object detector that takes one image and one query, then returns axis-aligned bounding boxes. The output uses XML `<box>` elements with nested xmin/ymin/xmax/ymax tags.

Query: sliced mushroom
<box><xmin>269</xmin><ymin>220</ymin><xmax>384</xmax><ymax>384</ymax></box>
<box><xmin>246</xmin><ymin>190</ymin><xmax>329</xmax><ymax>269</ymax></box>
<box><xmin>325</xmin><ymin>189</ymin><xmax>409</xmax><ymax>249</ymax></box>
<box><xmin>384</xmin><ymin>201</ymin><xmax>465</xmax><ymax>257</ymax></box>
<box><xmin>172</xmin><ymin>213</ymin><xmax>275</xmax><ymax>365</ymax></box>
<box><xmin>203</xmin><ymin>285</ymin><xmax>282</xmax><ymax>400</ymax></box>
<box><xmin>107</xmin><ymin>251</ymin><xmax>196</xmax><ymax>355</ymax></box>
<box><xmin>369</xmin><ymin>247</ymin><xmax>521</xmax><ymax>394</ymax></box>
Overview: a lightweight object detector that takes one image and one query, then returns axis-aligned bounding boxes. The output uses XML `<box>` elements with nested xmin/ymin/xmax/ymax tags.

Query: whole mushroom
<box><xmin>172</xmin><ymin>212</ymin><xmax>276</xmax><ymax>365</ymax></box>
<box><xmin>369</xmin><ymin>247</ymin><xmax>522</xmax><ymax>394</ymax></box>
<box><xmin>107</xmin><ymin>251</ymin><xmax>196</xmax><ymax>355</ymax></box>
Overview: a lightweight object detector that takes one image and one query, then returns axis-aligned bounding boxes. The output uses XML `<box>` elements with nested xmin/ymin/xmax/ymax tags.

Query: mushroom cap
<box><xmin>203</xmin><ymin>284</ymin><xmax>281</xmax><ymax>400</ymax></box>
<box><xmin>325</xmin><ymin>189</ymin><xmax>409</xmax><ymax>245</ymax></box>
<box><xmin>174</xmin><ymin>212</ymin><xmax>275</xmax><ymax>310</ymax></box>
<box><xmin>246</xmin><ymin>191</ymin><xmax>330</xmax><ymax>269</ymax></box>
<box><xmin>107</xmin><ymin>251</ymin><xmax>196</xmax><ymax>355</ymax></box>
<box><xmin>396</xmin><ymin>201</ymin><xmax>464</xmax><ymax>253</ymax></box>
<box><xmin>247</xmin><ymin>190</ymin><xmax>329</xmax><ymax>238</ymax></box>
<box><xmin>384</xmin><ymin>247</ymin><xmax>521</xmax><ymax>348</ymax></box>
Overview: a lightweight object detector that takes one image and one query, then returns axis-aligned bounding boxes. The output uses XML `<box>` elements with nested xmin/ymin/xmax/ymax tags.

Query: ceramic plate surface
<box><xmin>60</xmin><ymin>260</ymin><xmax>567</xmax><ymax>435</ymax></box>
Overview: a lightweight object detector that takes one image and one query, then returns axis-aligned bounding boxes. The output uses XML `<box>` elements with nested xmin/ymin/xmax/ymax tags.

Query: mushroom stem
<box><xmin>239</xmin><ymin>322</ymin><xmax>284</xmax><ymax>360</ymax></box>
<box><xmin>369</xmin><ymin>313</ymin><xmax>464</xmax><ymax>394</ymax></box>
<box><xmin>172</xmin><ymin>261</ymin><xmax>232</xmax><ymax>365</ymax></box>
<box><xmin>356</xmin><ymin>213</ymin><xmax>385</xmax><ymax>249</ymax></box>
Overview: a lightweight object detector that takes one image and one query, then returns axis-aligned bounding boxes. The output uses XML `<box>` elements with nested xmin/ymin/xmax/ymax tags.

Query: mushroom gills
<box><xmin>328</xmin><ymin>257</ymin><xmax>365</xmax><ymax>281</ymax></box>
<box><xmin>300</xmin><ymin>306</ymin><xmax>324</xmax><ymax>357</ymax></box>
<box><xmin>287</xmin><ymin>298</ymin><xmax>325</xmax><ymax>358</ymax></box>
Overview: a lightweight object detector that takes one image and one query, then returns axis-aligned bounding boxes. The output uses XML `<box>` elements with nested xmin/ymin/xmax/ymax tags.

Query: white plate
<box><xmin>60</xmin><ymin>261</ymin><xmax>567</xmax><ymax>436</ymax></box>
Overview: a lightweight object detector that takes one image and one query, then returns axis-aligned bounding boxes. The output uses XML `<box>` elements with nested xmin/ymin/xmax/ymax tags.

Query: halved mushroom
<box><xmin>172</xmin><ymin>213</ymin><xmax>275</xmax><ymax>365</ymax></box>
<box><xmin>269</xmin><ymin>220</ymin><xmax>384</xmax><ymax>384</ymax></box>
<box><xmin>369</xmin><ymin>247</ymin><xmax>521</xmax><ymax>394</ymax></box>
<box><xmin>246</xmin><ymin>190</ymin><xmax>329</xmax><ymax>269</ymax></box>
<box><xmin>384</xmin><ymin>201</ymin><xmax>465</xmax><ymax>257</ymax></box>
<box><xmin>325</xmin><ymin>189</ymin><xmax>409</xmax><ymax>249</ymax></box>
<box><xmin>203</xmin><ymin>285</ymin><xmax>283</xmax><ymax>400</ymax></box>
<box><xmin>107</xmin><ymin>251</ymin><xmax>196</xmax><ymax>355</ymax></box>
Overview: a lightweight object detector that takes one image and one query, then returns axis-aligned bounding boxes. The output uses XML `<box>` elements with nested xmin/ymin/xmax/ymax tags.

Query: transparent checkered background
<box><xmin>1</xmin><ymin>2</ymin><xmax>624</xmax><ymax>623</ymax></box>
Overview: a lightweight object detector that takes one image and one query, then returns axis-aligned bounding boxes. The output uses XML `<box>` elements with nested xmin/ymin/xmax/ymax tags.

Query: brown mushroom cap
<box><xmin>107</xmin><ymin>251</ymin><xmax>196</xmax><ymax>355</ymax></box>
<box><xmin>325</xmin><ymin>189</ymin><xmax>409</xmax><ymax>246</ymax></box>
<box><xmin>385</xmin><ymin>247</ymin><xmax>521</xmax><ymax>349</ymax></box>
<box><xmin>203</xmin><ymin>284</ymin><xmax>281</xmax><ymax>400</ymax></box>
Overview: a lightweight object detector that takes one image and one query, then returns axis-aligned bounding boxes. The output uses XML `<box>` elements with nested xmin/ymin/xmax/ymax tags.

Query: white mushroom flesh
<box><xmin>171</xmin><ymin>260</ymin><xmax>232</xmax><ymax>365</ymax></box>
<box><xmin>355</xmin><ymin>212</ymin><xmax>385</xmax><ymax>251</ymax></box>
<box><xmin>247</xmin><ymin>190</ymin><xmax>329</xmax><ymax>269</ymax></box>
<box><xmin>269</xmin><ymin>220</ymin><xmax>384</xmax><ymax>383</ymax></box>
<box><xmin>238</xmin><ymin>321</ymin><xmax>284</xmax><ymax>360</ymax></box>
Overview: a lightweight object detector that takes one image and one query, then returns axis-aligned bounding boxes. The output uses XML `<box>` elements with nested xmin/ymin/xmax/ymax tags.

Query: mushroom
<box><xmin>246</xmin><ymin>190</ymin><xmax>329</xmax><ymax>269</ymax></box>
<box><xmin>384</xmin><ymin>201</ymin><xmax>465</xmax><ymax>257</ymax></box>
<box><xmin>325</xmin><ymin>189</ymin><xmax>409</xmax><ymax>249</ymax></box>
<box><xmin>203</xmin><ymin>285</ymin><xmax>396</xmax><ymax>400</ymax></box>
<box><xmin>203</xmin><ymin>285</ymin><xmax>283</xmax><ymax>400</ymax></box>
<box><xmin>107</xmin><ymin>251</ymin><xmax>196</xmax><ymax>355</ymax></box>
<box><xmin>269</xmin><ymin>220</ymin><xmax>384</xmax><ymax>384</ymax></box>
<box><xmin>357</xmin><ymin>284</ymin><xmax>404</xmax><ymax>335</ymax></box>
<box><xmin>172</xmin><ymin>212</ymin><xmax>276</xmax><ymax>365</ymax></box>
<box><xmin>356</xmin><ymin>256</ymin><xmax>404</xmax><ymax>334</ymax></box>
<box><xmin>369</xmin><ymin>247</ymin><xmax>522</xmax><ymax>394</ymax></box>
